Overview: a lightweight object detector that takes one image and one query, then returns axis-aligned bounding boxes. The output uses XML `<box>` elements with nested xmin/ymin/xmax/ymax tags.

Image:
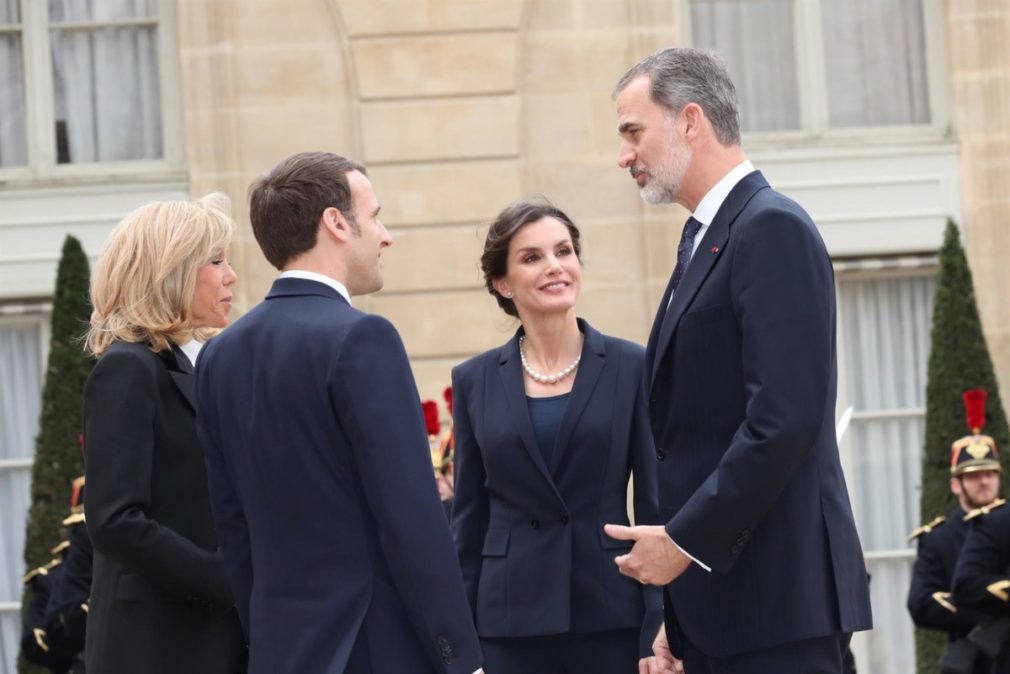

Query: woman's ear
<box><xmin>491</xmin><ymin>278</ymin><xmax>512</xmax><ymax>299</ymax></box>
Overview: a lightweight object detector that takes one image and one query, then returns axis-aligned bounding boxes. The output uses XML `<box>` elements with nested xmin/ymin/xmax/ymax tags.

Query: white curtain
<box><xmin>0</xmin><ymin>0</ymin><xmax>27</xmax><ymax>166</ymax></box>
<box><xmin>839</xmin><ymin>273</ymin><xmax>936</xmax><ymax>674</ymax></box>
<box><xmin>689</xmin><ymin>0</ymin><xmax>801</xmax><ymax>132</ymax></box>
<box><xmin>822</xmin><ymin>0</ymin><xmax>931</xmax><ymax>127</ymax></box>
<box><xmin>0</xmin><ymin>320</ymin><xmax>44</xmax><ymax>674</ymax></box>
<box><xmin>49</xmin><ymin>0</ymin><xmax>162</xmax><ymax>163</ymax></box>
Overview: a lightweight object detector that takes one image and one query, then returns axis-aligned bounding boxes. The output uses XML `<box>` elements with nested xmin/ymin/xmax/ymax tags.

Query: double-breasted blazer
<box><xmin>195</xmin><ymin>278</ymin><xmax>482</xmax><ymax>674</ymax></box>
<box><xmin>451</xmin><ymin>319</ymin><xmax>662</xmax><ymax>653</ymax></box>
<box><xmin>646</xmin><ymin>170</ymin><xmax>873</xmax><ymax>657</ymax></box>
<box><xmin>83</xmin><ymin>340</ymin><xmax>245</xmax><ymax>674</ymax></box>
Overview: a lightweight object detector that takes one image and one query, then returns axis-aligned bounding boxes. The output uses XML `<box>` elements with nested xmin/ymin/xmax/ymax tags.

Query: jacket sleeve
<box><xmin>666</xmin><ymin>207</ymin><xmax>836</xmax><ymax>574</ymax></box>
<box><xmin>907</xmin><ymin>533</ymin><xmax>980</xmax><ymax>632</ymax></box>
<box><xmin>629</xmin><ymin>354</ymin><xmax>664</xmax><ymax>655</ymax></box>
<box><xmin>196</xmin><ymin>344</ymin><xmax>253</xmax><ymax>637</ymax></box>
<box><xmin>83</xmin><ymin>348</ymin><xmax>233</xmax><ymax>610</ymax></box>
<box><xmin>328</xmin><ymin>315</ymin><xmax>482</xmax><ymax>674</ymax></box>
<box><xmin>448</xmin><ymin>363</ymin><xmax>489</xmax><ymax>616</ymax></box>
<box><xmin>953</xmin><ymin>513</ymin><xmax>1010</xmax><ymax>616</ymax></box>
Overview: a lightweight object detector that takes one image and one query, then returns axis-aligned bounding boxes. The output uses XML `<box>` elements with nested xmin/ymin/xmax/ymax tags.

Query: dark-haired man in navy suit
<box><xmin>196</xmin><ymin>152</ymin><xmax>483</xmax><ymax>674</ymax></box>
<box><xmin>604</xmin><ymin>49</ymin><xmax>873</xmax><ymax>674</ymax></box>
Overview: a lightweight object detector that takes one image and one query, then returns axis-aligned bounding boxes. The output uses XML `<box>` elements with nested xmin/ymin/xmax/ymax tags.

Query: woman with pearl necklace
<box><xmin>449</xmin><ymin>198</ymin><xmax>662</xmax><ymax>674</ymax></box>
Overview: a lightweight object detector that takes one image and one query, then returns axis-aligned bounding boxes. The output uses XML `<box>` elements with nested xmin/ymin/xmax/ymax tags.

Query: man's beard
<box><xmin>963</xmin><ymin>486</ymin><xmax>997</xmax><ymax>509</ymax></box>
<box><xmin>638</xmin><ymin>137</ymin><xmax>693</xmax><ymax>205</ymax></box>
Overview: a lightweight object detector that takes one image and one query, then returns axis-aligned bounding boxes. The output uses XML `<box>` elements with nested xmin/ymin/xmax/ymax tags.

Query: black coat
<box><xmin>450</xmin><ymin>320</ymin><xmax>662</xmax><ymax>655</ymax></box>
<box><xmin>83</xmin><ymin>340</ymin><xmax>245</xmax><ymax>674</ymax></box>
<box><xmin>196</xmin><ymin>278</ymin><xmax>482</xmax><ymax>674</ymax></box>
<box><xmin>908</xmin><ymin>506</ymin><xmax>985</xmax><ymax>639</ymax></box>
<box><xmin>645</xmin><ymin>171</ymin><xmax>873</xmax><ymax>658</ymax></box>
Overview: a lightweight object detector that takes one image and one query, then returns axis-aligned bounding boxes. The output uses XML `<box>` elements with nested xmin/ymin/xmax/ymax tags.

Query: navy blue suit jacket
<box><xmin>196</xmin><ymin>278</ymin><xmax>482</xmax><ymax>674</ymax></box>
<box><xmin>451</xmin><ymin>319</ymin><xmax>662</xmax><ymax>654</ymax></box>
<box><xmin>646</xmin><ymin>171</ymin><xmax>873</xmax><ymax>657</ymax></box>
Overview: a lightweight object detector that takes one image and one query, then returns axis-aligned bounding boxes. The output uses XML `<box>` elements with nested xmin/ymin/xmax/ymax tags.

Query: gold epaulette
<box><xmin>22</xmin><ymin>558</ymin><xmax>62</xmax><ymax>584</ymax></box>
<box><xmin>964</xmin><ymin>498</ymin><xmax>1006</xmax><ymax>521</ymax></box>
<box><xmin>50</xmin><ymin>540</ymin><xmax>70</xmax><ymax>555</ymax></box>
<box><xmin>908</xmin><ymin>516</ymin><xmax>946</xmax><ymax>541</ymax></box>
<box><xmin>32</xmin><ymin>628</ymin><xmax>49</xmax><ymax>653</ymax></box>
<box><xmin>987</xmin><ymin>579</ymin><xmax>1010</xmax><ymax>602</ymax></box>
<box><xmin>932</xmin><ymin>591</ymin><xmax>958</xmax><ymax>613</ymax></box>
<box><xmin>62</xmin><ymin>511</ymin><xmax>85</xmax><ymax>526</ymax></box>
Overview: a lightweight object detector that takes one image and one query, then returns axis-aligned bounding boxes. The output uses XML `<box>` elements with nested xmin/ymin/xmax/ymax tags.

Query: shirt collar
<box><xmin>279</xmin><ymin>270</ymin><xmax>352</xmax><ymax>306</ymax></box>
<box><xmin>691</xmin><ymin>160</ymin><xmax>755</xmax><ymax>226</ymax></box>
<box><xmin>177</xmin><ymin>339</ymin><xmax>203</xmax><ymax>368</ymax></box>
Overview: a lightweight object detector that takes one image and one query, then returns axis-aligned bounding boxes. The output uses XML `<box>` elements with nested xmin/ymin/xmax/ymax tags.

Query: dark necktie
<box><xmin>668</xmin><ymin>216</ymin><xmax>704</xmax><ymax>299</ymax></box>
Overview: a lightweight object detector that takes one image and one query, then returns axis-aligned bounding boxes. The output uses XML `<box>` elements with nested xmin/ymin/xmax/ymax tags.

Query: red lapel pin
<box><xmin>711</xmin><ymin>246</ymin><xmax>720</xmax><ymax>254</ymax></box>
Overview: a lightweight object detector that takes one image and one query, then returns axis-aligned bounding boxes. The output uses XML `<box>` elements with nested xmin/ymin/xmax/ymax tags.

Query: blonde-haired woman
<box><xmin>83</xmin><ymin>194</ymin><xmax>246</xmax><ymax>673</ymax></box>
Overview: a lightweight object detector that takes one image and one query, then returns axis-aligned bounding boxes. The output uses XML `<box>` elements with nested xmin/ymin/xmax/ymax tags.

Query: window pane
<box><xmin>0</xmin><ymin>319</ymin><xmax>43</xmax><ymax>674</ymax></box>
<box><xmin>0</xmin><ymin>0</ymin><xmax>27</xmax><ymax>166</ymax></box>
<box><xmin>690</xmin><ymin>0</ymin><xmax>801</xmax><ymax>132</ymax></box>
<box><xmin>838</xmin><ymin>273</ymin><xmax>935</xmax><ymax>674</ymax></box>
<box><xmin>49</xmin><ymin>0</ymin><xmax>157</xmax><ymax>23</ymax></box>
<box><xmin>51</xmin><ymin>25</ymin><xmax>163</xmax><ymax>163</ymax></box>
<box><xmin>822</xmin><ymin>0</ymin><xmax>931</xmax><ymax>127</ymax></box>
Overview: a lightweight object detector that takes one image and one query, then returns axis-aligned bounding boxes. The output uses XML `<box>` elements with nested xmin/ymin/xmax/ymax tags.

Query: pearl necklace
<box><xmin>519</xmin><ymin>336</ymin><xmax>581</xmax><ymax>385</ymax></box>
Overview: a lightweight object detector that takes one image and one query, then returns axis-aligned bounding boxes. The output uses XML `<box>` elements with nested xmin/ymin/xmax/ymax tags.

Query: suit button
<box><xmin>531</xmin><ymin>519</ymin><xmax>540</xmax><ymax>530</ymax></box>
<box><xmin>560</xmin><ymin>515</ymin><xmax>569</xmax><ymax>525</ymax></box>
<box><xmin>656</xmin><ymin>448</ymin><xmax>666</xmax><ymax>460</ymax></box>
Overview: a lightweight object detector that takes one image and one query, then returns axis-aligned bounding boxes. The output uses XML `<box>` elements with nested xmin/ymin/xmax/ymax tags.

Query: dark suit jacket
<box><xmin>195</xmin><ymin>278</ymin><xmax>482</xmax><ymax>674</ymax></box>
<box><xmin>451</xmin><ymin>319</ymin><xmax>662</xmax><ymax>654</ymax></box>
<box><xmin>646</xmin><ymin>171</ymin><xmax>872</xmax><ymax>657</ymax></box>
<box><xmin>908</xmin><ymin>506</ymin><xmax>985</xmax><ymax>640</ymax></box>
<box><xmin>83</xmin><ymin>340</ymin><xmax>245</xmax><ymax>674</ymax></box>
<box><xmin>953</xmin><ymin>501</ymin><xmax>1010</xmax><ymax>617</ymax></box>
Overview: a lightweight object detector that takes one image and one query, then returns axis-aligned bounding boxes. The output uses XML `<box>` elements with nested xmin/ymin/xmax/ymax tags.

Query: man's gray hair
<box><xmin>614</xmin><ymin>47</ymin><xmax>741</xmax><ymax>147</ymax></box>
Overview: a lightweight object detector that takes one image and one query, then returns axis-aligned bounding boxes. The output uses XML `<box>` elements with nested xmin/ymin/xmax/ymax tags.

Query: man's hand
<box><xmin>638</xmin><ymin>623</ymin><xmax>684</xmax><ymax>674</ymax></box>
<box><xmin>604</xmin><ymin>524</ymin><xmax>691</xmax><ymax>586</ymax></box>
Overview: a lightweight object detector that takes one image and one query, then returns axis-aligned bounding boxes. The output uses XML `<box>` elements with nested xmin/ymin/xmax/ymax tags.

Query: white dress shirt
<box><xmin>279</xmin><ymin>269</ymin><xmax>352</xmax><ymax>305</ymax></box>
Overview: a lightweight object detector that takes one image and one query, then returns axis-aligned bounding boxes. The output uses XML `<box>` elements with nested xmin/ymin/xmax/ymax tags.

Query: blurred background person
<box><xmin>82</xmin><ymin>195</ymin><xmax>246</xmax><ymax>673</ymax></box>
<box><xmin>450</xmin><ymin>198</ymin><xmax>661</xmax><ymax>674</ymax></box>
<box><xmin>908</xmin><ymin>389</ymin><xmax>1002</xmax><ymax>674</ymax></box>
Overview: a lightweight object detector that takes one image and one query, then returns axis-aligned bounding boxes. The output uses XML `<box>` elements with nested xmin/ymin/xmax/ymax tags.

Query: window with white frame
<box><xmin>0</xmin><ymin>0</ymin><xmax>180</xmax><ymax>177</ymax></box>
<box><xmin>0</xmin><ymin>309</ymin><xmax>47</xmax><ymax>673</ymax></box>
<box><xmin>685</xmin><ymin>0</ymin><xmax>946</xmax><ymax>140</ymax></box>
<box><xmin>835</xmin><ymin>264</ymin><xmax>936</xmax><ymax>674</ymax></box>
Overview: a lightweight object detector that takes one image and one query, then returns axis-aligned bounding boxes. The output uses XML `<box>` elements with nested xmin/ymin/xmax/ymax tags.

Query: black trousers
<box><xmin>682</xmin><ymin>632</ymin><xmax>852</xmax><ymax>674</ymax></box>
<box><xmin>480</xmin><ymin>628</ymin><xmax>639</xmax><ymax>674</ymax></box>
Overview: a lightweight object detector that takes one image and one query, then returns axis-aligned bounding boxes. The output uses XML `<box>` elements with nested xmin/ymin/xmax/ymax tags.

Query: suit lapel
<box><xmin>549</xmin><ymin>320</ymin><xmax>605</xmax><ymax>474</ymax></box>
<box><xmin>165</xmin><ymin>345</ymin><xmax>196</xmax><ymax>411</ymax></box>
<box><xmin>497</xmin><ymin>335</ymin><xmax>563</xmax><ymax>495</ymax></box>
<box><xmin>650</xmin><ymin>171</ymin><xmax>770</xmax><ymax>389</ymax></box>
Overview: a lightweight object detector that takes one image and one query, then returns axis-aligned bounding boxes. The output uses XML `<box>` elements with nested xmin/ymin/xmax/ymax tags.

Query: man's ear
<box><xmin>681</xmin><ymin>102</ymin><xmax>704</xmax><ymax>139</ymax></box>
<box><xmin>320</xmin><ymin>206</ymin><xmax>352</xmax><ymax>243</ymax></box>
<box><xmin>950</xmin><ymin>476</ymin><xmax>963</xmax><ymax>496</ymax></box>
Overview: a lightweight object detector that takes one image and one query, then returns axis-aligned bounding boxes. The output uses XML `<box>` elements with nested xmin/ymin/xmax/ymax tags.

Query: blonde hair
<box><xmin>86</xmin><ymin>193</ymin><xmax>235</xmax><ymax>356</ymax></box>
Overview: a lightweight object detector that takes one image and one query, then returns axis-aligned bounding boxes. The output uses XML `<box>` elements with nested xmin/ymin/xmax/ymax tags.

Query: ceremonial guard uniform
<box><xmin>908</xmin><ymin>389</ymin><xmax>1003</xmax><ymax>674</ymax></box>
<box><xmin>954</xmin><ymin>500</ymin><xmax>1010</xmax><ymax>673</ymax></box>
<box><xmin>21</xmin><ymin>476</ymin><xmax>93</xmax><ymax>674</ymax></box>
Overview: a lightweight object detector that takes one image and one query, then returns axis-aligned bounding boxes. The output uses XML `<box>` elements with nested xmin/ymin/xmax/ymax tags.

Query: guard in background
<box><xmin>426</xmin><ymin>391</ymin><xmax>456</xmax><ymax>519</ymax></box>
<box><xmin>908</xmin><ymin>389</ymin><xmax>1002</xmax><ymax>674</ymax></box>
<box><xmin>954</xmin><ymin>488</ymin><xmax>1010</xmax><ymax>672</ymax></box>
<box><xmin>21</xmin><ymin>476</ymin><xmax>93</xmax><ymax>674</ymax></box>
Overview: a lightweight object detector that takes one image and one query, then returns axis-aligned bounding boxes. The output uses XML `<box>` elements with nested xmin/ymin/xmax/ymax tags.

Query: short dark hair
<box><xmin>614</xmin><ymin>47</ymin><xmax>741</xmax><ymax>147</ymax></box>
<box><xmin>249</xmin><ymin>152</ymin><xmax>367</xmax><ymax>270</ymax></box>
<box><xmin>481</xmin><ymin>198</ymin><xmax>582</xmax><ymax>318</ymax></box>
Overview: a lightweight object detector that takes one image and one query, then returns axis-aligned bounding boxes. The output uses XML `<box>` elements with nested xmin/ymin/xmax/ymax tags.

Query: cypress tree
<box><xmin>915</xmin><ymin>220</ymin><xmax>1010</xmax><ymax>672</ymax></box>
<box><xmin>19</xmin><ymin>236</ymin><xmax>94</xmax><ymax>674</ymax></box>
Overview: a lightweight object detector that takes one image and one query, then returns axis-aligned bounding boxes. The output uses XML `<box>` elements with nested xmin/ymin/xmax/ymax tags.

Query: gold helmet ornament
<box><xmin>950</xmin><ymin>389</ymin><xmax>1001</xmax><ymax>477</ymax></box>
